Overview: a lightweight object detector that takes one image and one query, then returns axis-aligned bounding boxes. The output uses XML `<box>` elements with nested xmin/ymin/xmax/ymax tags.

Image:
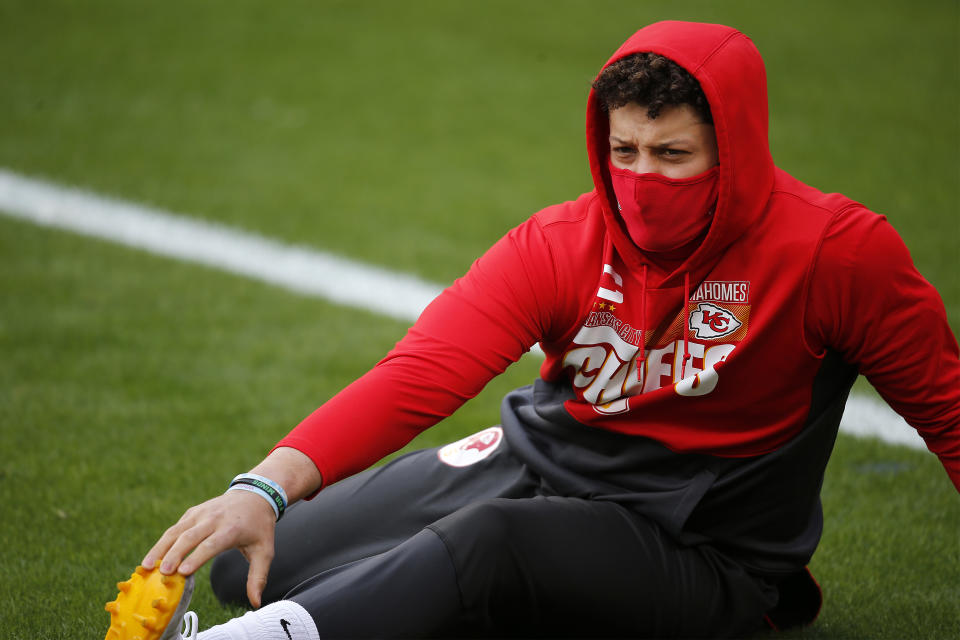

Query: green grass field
<box><xmin>1</xmin><ymin>1</ymin><xmax>957</xmax><ymax>637</ymax></box>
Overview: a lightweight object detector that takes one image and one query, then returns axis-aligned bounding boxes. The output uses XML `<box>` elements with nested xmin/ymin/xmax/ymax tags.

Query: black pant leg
<box><xmin>211</xmin><ymin>429</ymin><xmax>537</xmax><ymax>606</ymax></box>
<box><xmin>428</xmin><ymin>496</ymin><xmax>777</xmax><ymax>638</ymax></box>
<box><xmin>266</xmin><ymin>495</ymin><xmax>775</xmax><ymax>638</ymax></box>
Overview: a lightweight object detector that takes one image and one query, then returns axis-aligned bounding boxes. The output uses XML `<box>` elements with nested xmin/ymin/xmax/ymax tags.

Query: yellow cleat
<box><xmin>104</xmin><ymin>562</ymin><xmax>197</xmax><ymax>640</ymax></box>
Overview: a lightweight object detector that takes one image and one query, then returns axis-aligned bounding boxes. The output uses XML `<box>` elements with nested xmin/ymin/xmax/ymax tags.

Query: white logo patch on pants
<box><xmin>438</xmin><ymin>427</ymin><xmax>503</xmax><ymax>467</ymax></box>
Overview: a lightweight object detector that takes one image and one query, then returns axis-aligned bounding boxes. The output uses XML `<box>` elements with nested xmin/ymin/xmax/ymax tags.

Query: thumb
<box><xmin>245</xmin><ymin>548</ymin><xmax>273</xmax><ymax>609</ymax></box>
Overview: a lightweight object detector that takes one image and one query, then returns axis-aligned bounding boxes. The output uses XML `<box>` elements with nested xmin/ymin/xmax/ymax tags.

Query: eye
<box><xmin>612</xmin><ymin>146</ymin><xmax>636</xmax><ymax>155</ymax></box>
<box><xmin>658</xmin><ymin>148</ymin><xmax>690</xmax><ymax>159</ymax></box>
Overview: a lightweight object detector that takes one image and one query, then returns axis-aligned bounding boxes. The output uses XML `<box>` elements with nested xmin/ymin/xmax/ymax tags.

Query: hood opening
<box><xmin>586</xmin><ymin>21</ymin><xmax>775</xmax><ymax>288</ymax></box>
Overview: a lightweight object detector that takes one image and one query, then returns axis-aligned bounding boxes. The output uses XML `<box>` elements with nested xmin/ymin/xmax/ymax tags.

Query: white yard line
<box><xmin>0</xmin><ymin>169</ymin><xmax>442</xmax><ymax>323</ymax></box>
<box><xmin>0</xmin><ymin>168</ymin><xmax>926</xmax><ymax>451</ymax></box>
<box><xmin>838</xmin><ymin>395</ymin><xmax>923</xmax><ymax>449</ymax></box>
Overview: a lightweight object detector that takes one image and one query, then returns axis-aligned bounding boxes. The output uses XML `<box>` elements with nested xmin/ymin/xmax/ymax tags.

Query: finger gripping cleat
<box><xmin>104</xmin><ymin>564</ymin><xmax>195</xmax><ymax>640</ymax></box>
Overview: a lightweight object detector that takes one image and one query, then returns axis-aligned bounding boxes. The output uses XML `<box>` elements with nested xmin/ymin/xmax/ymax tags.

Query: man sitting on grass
<box><xmin>124</xmin><ymin>19</ymin><xmax>959</xmax><ymax>640</ymax></box>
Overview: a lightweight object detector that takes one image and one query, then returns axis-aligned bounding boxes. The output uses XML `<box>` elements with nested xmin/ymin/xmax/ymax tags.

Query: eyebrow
<box><xmin>608</xmin><ymin>136</ymin><xmax>692</xmax><ymax>148</ymax></box>
<box><xmin>654</xmin><ymin>138</ymin><xmax>693</xmax><ymax>147</ymax></box>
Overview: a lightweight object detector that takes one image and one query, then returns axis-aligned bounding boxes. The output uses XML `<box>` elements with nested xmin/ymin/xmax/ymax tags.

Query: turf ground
<box><xmin>0</xmin><ymin>1</ymin><xmax>957</xmax><ymax>637</ymax></box>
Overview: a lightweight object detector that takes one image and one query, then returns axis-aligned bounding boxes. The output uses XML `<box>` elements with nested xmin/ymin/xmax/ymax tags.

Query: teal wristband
<box><xmin>231</xmin><ymin>473</ymin><xmax>289</xmax><ymax>508</ymax></box>
<box><xmin>227</xmin><ymin>473</ymin><xmax>288</xmax><ymax>521</ymax></box>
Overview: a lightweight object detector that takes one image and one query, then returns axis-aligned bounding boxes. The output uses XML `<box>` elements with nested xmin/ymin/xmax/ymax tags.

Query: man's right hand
<box><xmin>141</xmin><ymin>446</ymin><xmax>322</xmax><ymax>608</ymax></box>
<box><xmin>142</xmin><ymin>489</ymin><xmax>277</xmax><ymax>608</ymax></box>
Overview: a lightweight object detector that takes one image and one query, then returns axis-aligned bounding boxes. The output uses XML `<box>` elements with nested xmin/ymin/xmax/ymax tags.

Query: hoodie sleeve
<box><xmin>804</xmin><ymin>206</ymin><xmax>960</xmax><ymax>491</ymax></box>
<box><xmin>274</xmin><ymin>215</ymin><xmax>563</xmax><ymax>488</ymax></box>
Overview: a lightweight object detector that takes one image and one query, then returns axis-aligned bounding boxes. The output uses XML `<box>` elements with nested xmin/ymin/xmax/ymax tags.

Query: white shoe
<box><xmin>105</xmin><ymin>563</ymin><xmax>198</xmax><ymax>640</ymax></box>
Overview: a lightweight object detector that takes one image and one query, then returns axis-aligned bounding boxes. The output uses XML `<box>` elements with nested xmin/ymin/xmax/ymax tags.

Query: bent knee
<box><xmin>432</xmin><ymin>498</ymin><xmax>521</xmax><ymax>550</ymax></box>
<box><xmin>429</xmin><ymin>497</ymin><xmax>547</xmax><ymax>574</ymax></box>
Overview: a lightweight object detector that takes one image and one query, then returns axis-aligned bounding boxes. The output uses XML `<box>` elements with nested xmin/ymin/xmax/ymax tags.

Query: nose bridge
<box><xmin>633</xmin><ymin>150</ymin><xmax>658</xmax><ymax>175</ymax></box>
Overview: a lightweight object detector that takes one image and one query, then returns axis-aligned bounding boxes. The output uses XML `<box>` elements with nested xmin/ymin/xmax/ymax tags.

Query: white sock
<box><xmin>197</xmin><ymin>600</ymin><xmax>320</xmax><ymax>640</ymax></box>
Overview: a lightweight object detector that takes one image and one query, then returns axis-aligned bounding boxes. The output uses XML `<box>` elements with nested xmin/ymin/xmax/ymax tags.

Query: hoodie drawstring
<box><xmin>681</xmin><ymin>271</ymin><xmax>691</xmax><ymax>380</ymax></box>
<box><xmin>640</xmin><ymin>265</ymin><xmax>647</xmax><ymax>364</ymax></box>
<box><xmin>636</xmin><ymin>265</ymin><xmax>690</xmax><ymax>383</ymax></box>
<box><xmin>639</xmin><ymin>264</ymin><xmax>647</xmax><ymax>376</ymax></box>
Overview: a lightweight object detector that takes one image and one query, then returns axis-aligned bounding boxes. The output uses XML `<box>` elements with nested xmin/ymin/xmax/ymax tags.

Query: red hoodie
<box><xmin>278</xmin><ymin>21</ymin><xmax>960</xmax><ymax>492</ymax></box>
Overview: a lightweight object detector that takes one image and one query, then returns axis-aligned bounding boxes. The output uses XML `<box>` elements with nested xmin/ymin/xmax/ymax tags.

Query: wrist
<box><xmin>251</xmin><ymin>446</ymin><xmax>323</xmax><ymax>502</ymax></box>
<box><xmin>226</xmin><ymin>484</ymin><xmax>282</xmax><ymax>520</ymax></box>
<box><xmin>226</xmin><ymin>473</ymin><xmax>288</xmax><ymax>521</ymax></box>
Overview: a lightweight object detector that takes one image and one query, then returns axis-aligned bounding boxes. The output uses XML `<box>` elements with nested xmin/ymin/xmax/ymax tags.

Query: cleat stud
<box><xmin>133</xmin><ymin>613</ymin><xmax>158</xmax><ymax>630</ymax></box>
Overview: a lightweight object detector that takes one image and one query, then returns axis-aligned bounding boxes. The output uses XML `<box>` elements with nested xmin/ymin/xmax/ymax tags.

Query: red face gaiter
<box><xmin>608</xmin><ymin>160</ymin><xmax>719</xmax><ymax>252</ymax></box>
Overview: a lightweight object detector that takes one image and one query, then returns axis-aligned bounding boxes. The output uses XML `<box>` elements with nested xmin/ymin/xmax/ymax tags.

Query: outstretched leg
<box><xmin>271</xmin><ymin>496</ymin><xmax>776</xmax><ymax>638</ymax></box>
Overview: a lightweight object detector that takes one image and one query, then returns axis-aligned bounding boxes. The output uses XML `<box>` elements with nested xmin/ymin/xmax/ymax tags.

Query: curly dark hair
<box><xmin>592</xmin><ymin>53</ymin><xmax>712</xmax><ymax>123</ymax></box>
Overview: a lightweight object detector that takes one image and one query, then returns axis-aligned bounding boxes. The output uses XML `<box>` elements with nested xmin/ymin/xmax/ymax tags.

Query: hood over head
<box><xmin>587</xmin><ymin>21</ymin><xmax>774</xmax><ymax>284</ymax></box>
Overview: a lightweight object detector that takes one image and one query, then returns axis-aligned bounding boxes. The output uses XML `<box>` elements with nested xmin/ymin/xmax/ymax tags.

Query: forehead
<box><xmin>608</xmin><ymin>103</ymin><xmax>711</xmax><ymax>142</ymax></box>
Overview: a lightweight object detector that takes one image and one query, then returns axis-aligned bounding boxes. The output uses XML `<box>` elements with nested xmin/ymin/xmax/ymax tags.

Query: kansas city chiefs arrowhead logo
<box><xmin>689</xmin><ymin>302</ymin><xmax>742</xmax><ymax>339</ymax></box>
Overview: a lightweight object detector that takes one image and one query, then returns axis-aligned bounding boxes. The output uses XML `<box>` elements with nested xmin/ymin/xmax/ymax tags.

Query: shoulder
<box><xmin>769</xmin><ymin>169</ymin><xmax>910</xmax><ymax>289</ymax></box>
<box><xmin>532</xmin><ymin>191</ymin><xmax>601</xmax><ymax>226</ymax></box>
<box><xmin>765</xmin><ymin>168</ymin><xmax>893</xmax><ymax>253</ymax></box>
<box><xmin>793</xmin><ymin>172</ymin><xmax>925</xmax><ymax>355</ymax></box>
<box><xmin>475</xmin><ymin>191</ymin><xmax>602</xmax><ymax>281</ymax></box>
<box><xmin>528</xmin><ymin>191</ymin><xmax>607</xmax><ymax>254</ymax></box>
<box><xmin>499</xmin><ymin>190</ymin><xmax>607</xmax><ymax>278</ymax></box>
<box><xmin>769</xmin><ymin>168</ymin><xmax>867</xmax><ymax>222</ymax></box>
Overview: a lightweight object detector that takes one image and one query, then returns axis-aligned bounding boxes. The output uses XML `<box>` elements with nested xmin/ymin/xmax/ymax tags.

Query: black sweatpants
<box><xmin>210</xmin><ymin>431</ymin><xmax>777</xmax><ymax>638</ymax></box>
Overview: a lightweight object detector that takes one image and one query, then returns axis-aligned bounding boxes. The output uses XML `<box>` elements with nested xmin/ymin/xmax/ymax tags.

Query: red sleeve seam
<box><xmin>530</xmin><ymin>215</ymin><xmax>563</xmax><ymax>339</ymax></box>
<box><xmin>798</xmin><ymin>202</ymin><xmax>863</xmax><ymax>359</ymax></box>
